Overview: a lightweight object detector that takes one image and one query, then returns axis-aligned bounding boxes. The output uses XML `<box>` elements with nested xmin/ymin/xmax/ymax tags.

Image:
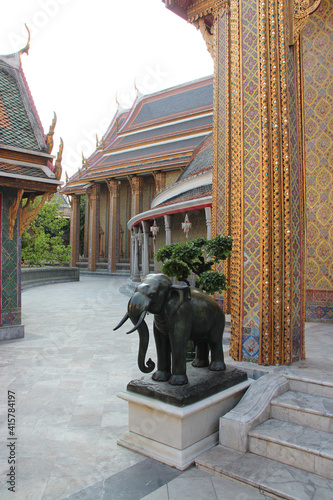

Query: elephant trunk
<box><xmin>128</xmin><ymin>292</ymin><xmax>155</xmax><ymax>374</ymax></box>
<box><xmin>136</xmin><ymin>318</ymin><xmax>155</xmax><ymax>373</ymax></box>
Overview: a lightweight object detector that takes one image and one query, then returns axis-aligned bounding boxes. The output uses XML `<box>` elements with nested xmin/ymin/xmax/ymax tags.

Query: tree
<box><xmin>155</xmin><ymin>235</ymin><xmax>233</xmax><ymax>295</ymax></box>
<box><xmin>21</xmin><ymin>196</ymin><xmax>71</xmax><ymax>267</ymax></box>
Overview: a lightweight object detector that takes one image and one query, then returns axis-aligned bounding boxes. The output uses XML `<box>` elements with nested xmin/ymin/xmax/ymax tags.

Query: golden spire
<box><xmin>65</xmin><ymin>171</ymin><xmax>69</xmax><ymax>182</ymax></box>
<box><xmin>78</xmin><ymin>168</ymin><xmax>82</xmax><ymax>179</ymax></box>
<box><xmin>54</xmin><ymin>138</ymin><xmax>63</xmax><ymax>181</ymax></box>
<box><xmin>45</xmin><ymin>112</ymin><xmax>57</xmax><ymax>154</ymax></box>
<box><xmin>19</xmin><ymin>24</ymin><xmax>31</xmax><ymax>61</ymax></box>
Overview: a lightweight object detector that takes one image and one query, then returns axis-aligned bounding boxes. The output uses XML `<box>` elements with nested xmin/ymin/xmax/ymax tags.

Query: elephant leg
<box><xmin>169</xmin><ymin>323</ymin><xmax>188</xmax><ymax>385</ymax></box>
<box><xmin>152</xmin><ymin>326</ymin><xmax>171</xmax><ymax>382</ymax></box>
<box><xmin>208</xmin><ymin>326</ymin><xmax>226</xmax><ymax>371</ymax></box>
<box><xmin>192</xmin><ymin>342</ymin><xmax>209</xmax><ymax>368</ymax></box>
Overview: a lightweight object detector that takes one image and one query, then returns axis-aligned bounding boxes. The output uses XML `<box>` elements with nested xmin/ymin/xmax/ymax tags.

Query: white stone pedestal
<box><xmin>117</xmin><ymin>379</ymin><xmax>251</xmax><ymax>470</ymax></box>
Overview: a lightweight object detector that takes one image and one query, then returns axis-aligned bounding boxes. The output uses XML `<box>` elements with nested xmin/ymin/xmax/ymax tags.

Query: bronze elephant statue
<box><xmin>114</xmin><ymin>273</ymin><xmax>226</xmax><ymax>385</ymax></box>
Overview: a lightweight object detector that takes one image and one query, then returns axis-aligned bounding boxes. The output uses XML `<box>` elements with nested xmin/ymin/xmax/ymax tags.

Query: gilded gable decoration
<box><xmin>45</xmin><ymin>112</ymin><xmax>57</xmax><ymax>154</ymax></box>
<box><xmin>54</xmin><ymin>138</ymin><xmax>63</xmax><ymax>181</ymax></box>
<box><xmin>82</xmin><ymin>153</ymin><xmax>89</xmax><ymax>170</ymax></box>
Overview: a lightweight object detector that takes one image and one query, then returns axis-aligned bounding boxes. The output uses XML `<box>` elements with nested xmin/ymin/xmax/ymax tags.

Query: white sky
<box><xmin>0</xmin><ymin>0</ymin><xmax>213</xmax><ymax>180</ymax></box>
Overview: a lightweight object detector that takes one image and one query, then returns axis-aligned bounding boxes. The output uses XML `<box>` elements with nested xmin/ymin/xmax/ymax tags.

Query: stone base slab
<box><xmin>117</xmin><ymin>379</ymin><xmax>252</xmax><ymax>470</ymax></box>
<box><xmin>118</xmin><ymin>430</ymin><xmax>219</xmax><ymax>471</ymax></box>
<box><xmin>0</xmin><ymin>324</ymin><xmax>24</xmax><ymax>341</ymax></box>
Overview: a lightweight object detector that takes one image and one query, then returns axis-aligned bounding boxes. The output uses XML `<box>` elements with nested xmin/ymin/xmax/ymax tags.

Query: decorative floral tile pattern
<box><xmin>303</xmin><ymin>0</ymin><xmax>333</xmax><ymax>320</ymax></box>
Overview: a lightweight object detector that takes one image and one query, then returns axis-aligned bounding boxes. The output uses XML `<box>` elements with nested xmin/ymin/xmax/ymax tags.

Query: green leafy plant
<box><xmin>155</xmin><ymin>235</ymin><xmax>232</xmax><ymax>295</ymax></box>
<box><xmin>21</xmin><ymin>196</ymin><xmax>71</xmax><ymax>267</ymax></box>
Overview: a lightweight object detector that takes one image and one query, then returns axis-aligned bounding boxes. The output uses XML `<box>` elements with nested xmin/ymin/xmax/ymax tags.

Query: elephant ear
<box><xmin>167</xmin><ymin>284</ymin><xmax>191</xmax><ymax>316</ymax></box>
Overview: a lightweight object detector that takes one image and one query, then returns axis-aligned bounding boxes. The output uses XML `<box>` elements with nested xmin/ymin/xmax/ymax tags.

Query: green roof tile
<box><xmin>0</xmin><ymin>68</ymin><xmax>40</xmax><ymax>150</ymax></box>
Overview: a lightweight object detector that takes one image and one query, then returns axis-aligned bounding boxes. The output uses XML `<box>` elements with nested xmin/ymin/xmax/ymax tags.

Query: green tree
<box><xmin>21</xmin><ymin>196</ymin><xmax>71</xmax><ymax>267</ymax></box>
<box><xmin>155</xmin><ymin>235</ymin><xmax>232</xmax><ymax>295</ymax></box>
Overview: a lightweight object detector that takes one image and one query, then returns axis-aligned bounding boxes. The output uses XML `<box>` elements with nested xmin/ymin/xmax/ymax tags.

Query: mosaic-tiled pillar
<box><xmin>0</xmin><ymin>188</ymin><xmax>24</xmax><ymax>340</ymax></box>
<box><xmin>213</xmin><ymin>0</ymin><xmax>306</xmax><ymax>364</ymax></box>
<box><xmin>70</xmin><ymin>194</ymin><xmax>80</xmax><ymax>267</ymax></box>
<box><xmin>106</xmin><ymin>179</ymin><xmax>120</xmax><ymax>273</ymax></box>
<box><xmin>87</xmin><ymin>183</ymin><xmax>100</xmax><ymax>272</ymax></box>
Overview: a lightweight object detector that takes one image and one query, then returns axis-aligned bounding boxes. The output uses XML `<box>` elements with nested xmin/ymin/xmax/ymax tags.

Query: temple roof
<box><xmin>176</xmin><ymin>132</ymin><xmax>213</xmax><ymax>182</ymax></box>
<box><xmin>0</xmin><ymin>48</ymin><xmax>60</xmax><ymax>190</ymax></box>
<box><xmin>62</xmin><ymin>76</ymin><xmax>213</xmax><ymax>194</ymax></box>
<box><xmin>0</xmin><ymin>52</ymin><xmax>47</xmax><ymax>152</ymax></box>
<box><xmin>127</xmin><ymin>132</ymin><xmax>213</xmax><ymax>229</ymax></box>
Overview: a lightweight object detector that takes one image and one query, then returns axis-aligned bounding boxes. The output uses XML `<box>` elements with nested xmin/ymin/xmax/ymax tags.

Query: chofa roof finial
<box><xmin>19</xmin><ymin>24</ymin><xmax>31</xmax><ymax>60</ymax></box>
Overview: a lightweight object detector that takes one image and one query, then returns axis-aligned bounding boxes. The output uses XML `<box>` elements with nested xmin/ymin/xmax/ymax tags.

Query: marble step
<box><xmin>288</xmin><ymin>375</ymin><xmax>333</xmax><ymax>399</ymax></box>
<box><xmin>196</xmin><ymin>444</ymin><xmax>333</xmax><ymax>500</ymax></box>
<box><xmin>271</xmin><ymin>390</ymin><xmax>333</xmax><ymax>433</ymax></box>
<box><xmin>248</xmin><ymin>418</ymin><xmax>333</xmax><ymax>480</ymax></box>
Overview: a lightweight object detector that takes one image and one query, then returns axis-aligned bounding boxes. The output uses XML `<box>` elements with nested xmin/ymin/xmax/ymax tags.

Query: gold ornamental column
<box><xmin>69</xmin><ymin>194</ymin><xmax>80</xmax><ymax>267</ymax></box>
<box><xmin>128</xmin><ymin>175</ymin><xmax>143</xmax><ymax>278</ymax></box>
<box><xmin>128</xmin><ymin>175</ymin><xmax>143</xmax><ymax>217</ymax></box>
<box><xmin>106</xmin><ymin>179</ymin><xmax>120</xmax><ymax>273</ymax></box>
<box><xmin>87</xmin><ymin>183</ymin><xmax>100</xmax><ymax>272</ymax></box>
<box><xmin>165</xmin><ymin>0</ymin><xmax>310</xmax><ymax>365</ymax></box>
<box><xmin>211</xmin><ymin>0</ymin><xmax>307</xmax><ymax>364</ymax></box>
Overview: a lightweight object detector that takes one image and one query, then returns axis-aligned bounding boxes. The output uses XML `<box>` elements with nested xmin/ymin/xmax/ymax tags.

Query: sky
<box><xmin>0</xmin><ymin>0</ymin><xmax>213</xmax><ymax>181</ymax></box>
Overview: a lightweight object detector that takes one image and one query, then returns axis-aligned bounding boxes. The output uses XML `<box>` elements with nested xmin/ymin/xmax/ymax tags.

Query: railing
<box><xmin>22</xmin><ymin>266</ymin><xmax>80</xmax><ymax>289</ymax></box>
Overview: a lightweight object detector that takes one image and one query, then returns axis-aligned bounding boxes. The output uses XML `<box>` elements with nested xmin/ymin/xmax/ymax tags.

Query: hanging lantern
<box><xmin>182</xmin><ymin>214</ymin><xmax>192</xmax><ymax>239</ymax></box>
<box><xmin>150</xmin><ymin>220</ymin><xmax>159</xmax><ymax>240</ymax></box>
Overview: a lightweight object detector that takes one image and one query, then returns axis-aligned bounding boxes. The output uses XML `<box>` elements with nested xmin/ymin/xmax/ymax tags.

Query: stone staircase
<box><xmin>196</xmin><ymin>374</ymin><xmax>333</xmax><ymax>499</ymax></box>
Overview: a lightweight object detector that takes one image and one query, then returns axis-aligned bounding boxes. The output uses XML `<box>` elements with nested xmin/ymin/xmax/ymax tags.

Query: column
<box><xmin>211</xmin><ymin>0</ymin><xmax>306</xmax><ymax>365</ymax></box>
<box><xmin>132</xmin><ymin>227</ymin><xmax>140</xmax><ymax>281</ymax></box>
<box><xmin>128</xmin><ymin>175</ymin><xmax>143</xmax><ymax>217</ymax></box>
<box><xmin>141</xmin><ymin>221</ymin><xmax>150</xmax><ymax>277</ymax></box>
<box><xmin>87</xmin><ymin>183</ymin><xmax>100</xmax><ymax>272</ymax></box>
<box><xmin>70</xmin><ymin>194</ymin><xmax>80</xmax><ymax>267</ymax></box>
<box><xmin>106</xmin><ymin>179</ymin><xmax>119</xmax><ymax>273</ymax></box>
<box><xmin>153</xmin><ymin>171</ymin><xmax>166</xmax><ymax>194</ymax></box>
<box><xmin>205</xmin><ymin>207</ymin><xmax>212</xmax><ymax>240</ymax></box>
<box><xmin>83</xmin><ymin>195</ymin><xmax>89</xmax><ymax>258</ymax></box>
<box><xmin>164</xmin><ymin>215</ymin><xmax>172</xmax><ymax>245</ymax></box>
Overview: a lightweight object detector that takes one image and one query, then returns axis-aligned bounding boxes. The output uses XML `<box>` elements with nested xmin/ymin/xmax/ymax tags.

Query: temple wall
<box><xmin>165</xmin><ymin>170</ymin><xmax>181</xmax><ymax>188</ymax></box>
<box><xmin>0</xmin><ymin>188</ymin><xmax>23</xmax><ymax>339</ymax></box>
<box><xmin>142</xmin><ymin>179</ymin><xmax>154</xmax><ymax>213</ymax></box>
<box><xmin>303</xmin><ymin>0</ymin><xmax>333</xmax><ymax>322</ymax></box>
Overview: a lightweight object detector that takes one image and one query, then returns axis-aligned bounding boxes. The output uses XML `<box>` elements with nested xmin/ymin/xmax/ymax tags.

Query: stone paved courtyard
<box><xmin>0</xmin><ymin>276</ymin><xmax>332</xmax><ymax>499</ymax></box>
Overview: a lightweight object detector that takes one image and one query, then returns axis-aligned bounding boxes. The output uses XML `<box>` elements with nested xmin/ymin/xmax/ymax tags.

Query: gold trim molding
<box><xmin>8</xmin><ymin>189</ymin><xmax>24</xmax><ymax>239</ymax></box>
<box><xmin>289</xmin><ymin>0</ymin><xmax>321</xmax><ymax>45</ymax></box>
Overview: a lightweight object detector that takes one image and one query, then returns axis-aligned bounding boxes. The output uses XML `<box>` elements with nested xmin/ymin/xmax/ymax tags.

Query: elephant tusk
<box><xmin>113</xmin><ymin>312</ymin><xmax>129</xmax><ymax>331</ymax></box>
<box><xmin>126</xmin><ymin>310</ymin><xmax>147</xmax><ymax>334</ymax></box>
